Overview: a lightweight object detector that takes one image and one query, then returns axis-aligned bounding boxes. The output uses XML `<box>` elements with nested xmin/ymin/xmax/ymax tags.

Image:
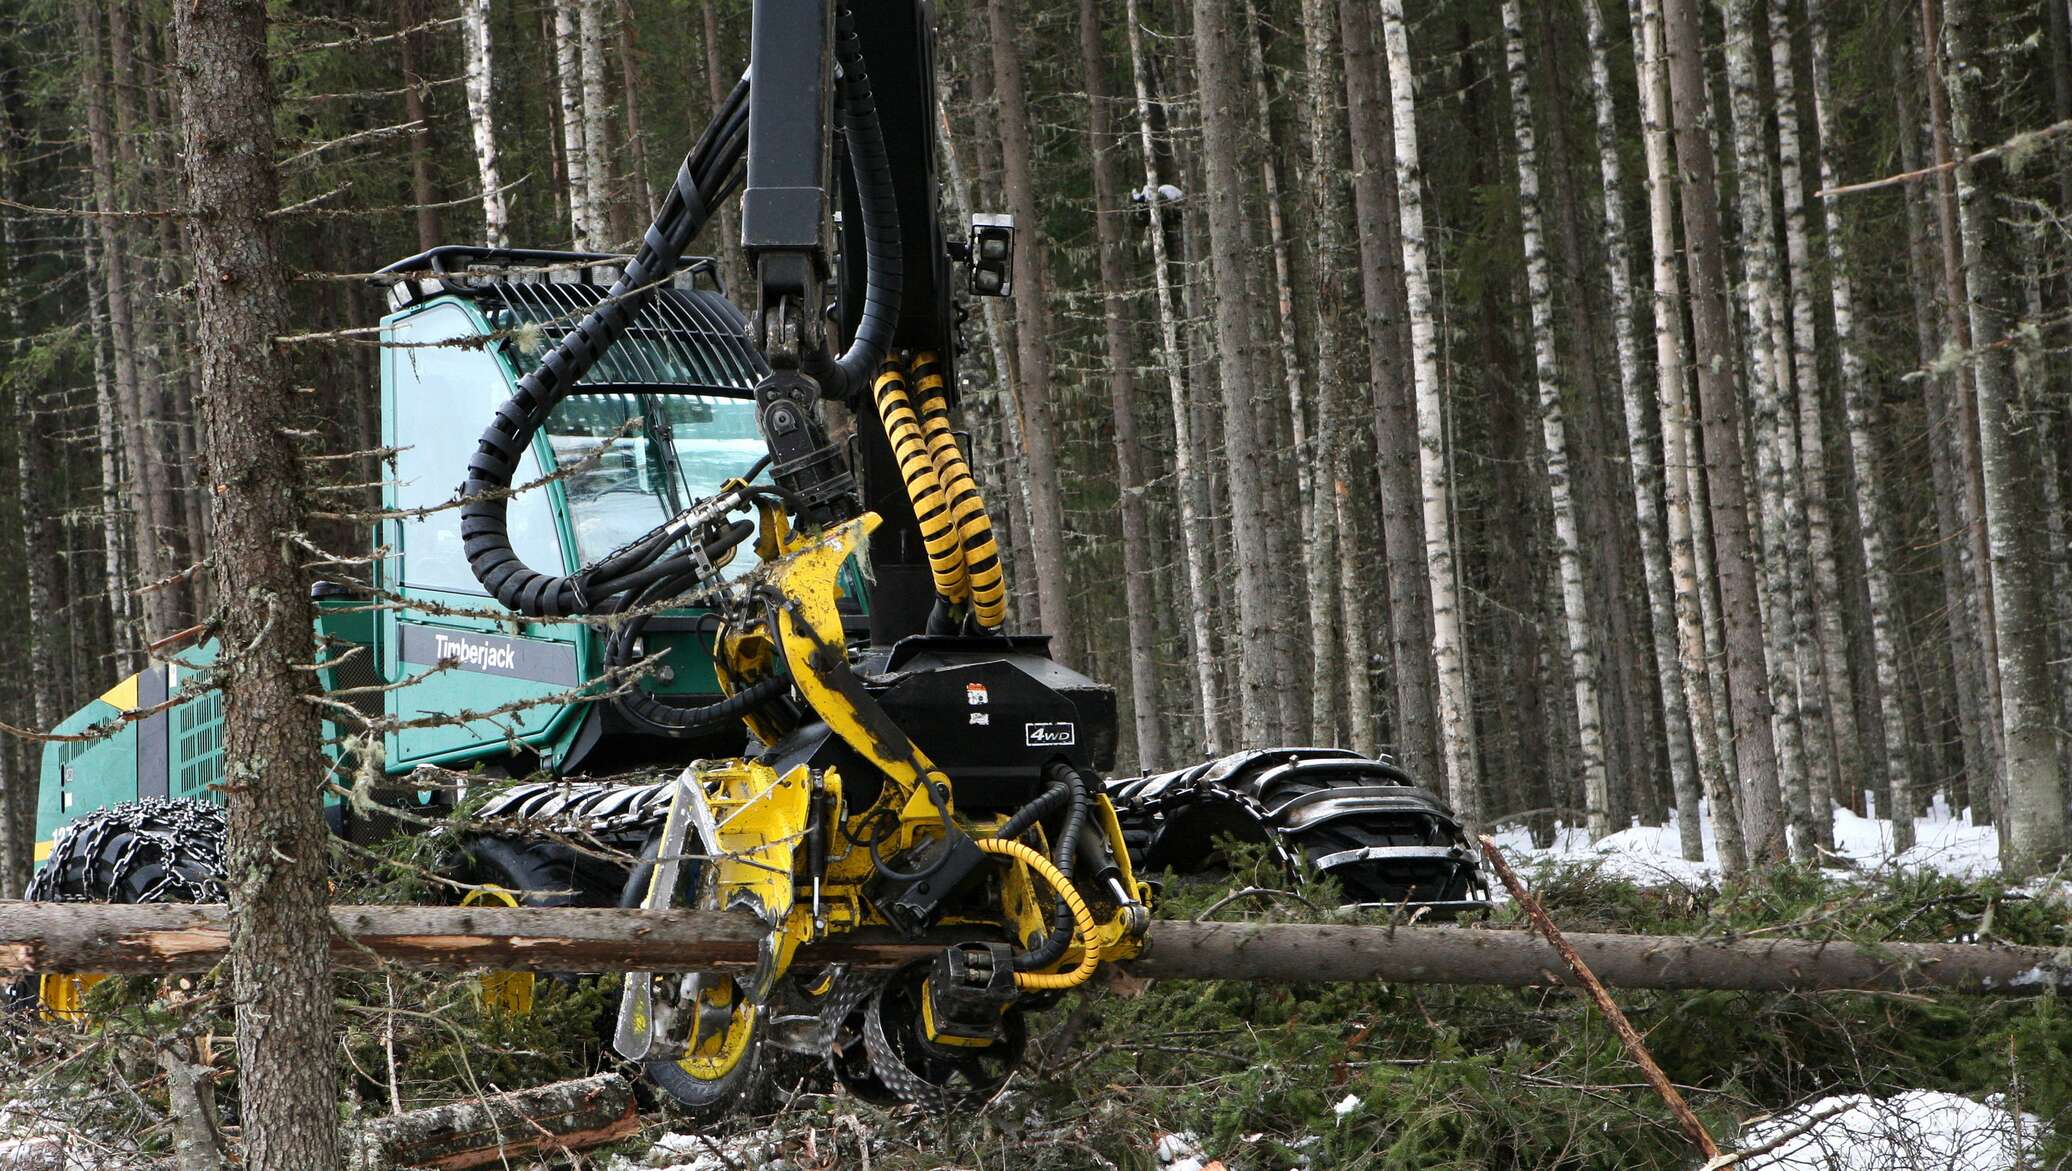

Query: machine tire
<box><xmin>25</xmin><ymin>798</ymin><xmax>228</xmax><ymax>906</ymax></box>
<box><xmin>1105</xmin><ymin>749</ymin><xmax>1488</xmax><ymax>911</ymax></box>
<box><xmin>11</xmin><ymin>799</ymin><xmax>226</xmax><ymax>1020</ymax></box>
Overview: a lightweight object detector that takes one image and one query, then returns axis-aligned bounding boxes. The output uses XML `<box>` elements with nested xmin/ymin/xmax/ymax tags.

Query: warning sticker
<box><xmin>966</xmin><ymin>682</ymin><xmax>990</xmax><ymax>706</ymax></box>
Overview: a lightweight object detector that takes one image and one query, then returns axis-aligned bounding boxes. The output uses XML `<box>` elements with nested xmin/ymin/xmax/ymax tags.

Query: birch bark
<box><xmin>1503</xmin><ymin>0</ymin><xmax>1608</xmax><ymax>840</ymax></box>
<box><xmin>554</xmin><ymin>0</ymin><xmax>594</xmax><ymax>248</ymax></box>
<box><xmin>1593</xmin><ymin>0</ymin><xmax>1705</xmax><ymax>861</ymax></box>
<box><xmin>1721</xmin><ymin>0</ymin><xmax>1815</xmax><ymax>861</ymax></box>
<box><xmin>1382</xmin><ymin>0</ymin><xmax>1479</xmax><ymax>822</ymax></box>
<box><xmin>1664</xmin><ymin>0</ymin><xmax>1785</xmax><ymax>862</ymax></box>
<box><xmin>459</xmin><ymin>0</ymin><xmax>509</xmax><ymax>246</ymax></box>
<box><xmin>1940</xmin><ymin>0</ymin><xmax>2069</xmax><ymax>873</ymax></box>
<box><xmin>1809</xmin><ymin>0</ymin><xmax>1915</xmax><ymax>835</ymax></box>
<box><xmin>1340</xmin><ymin>0</ymin><xmax>1439</xmax><ymax>780</ymax></box>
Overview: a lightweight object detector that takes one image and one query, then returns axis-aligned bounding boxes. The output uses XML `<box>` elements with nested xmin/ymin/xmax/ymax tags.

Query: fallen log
<box><xmin>0</xmin><ymin>902</ymin><xmax>2067</xmax><ymax>997</ymax></box>
<box><xmin>343</xmin><ymin>1073</ymin><xmax>637</xmax><ymax>1171</ymax></box>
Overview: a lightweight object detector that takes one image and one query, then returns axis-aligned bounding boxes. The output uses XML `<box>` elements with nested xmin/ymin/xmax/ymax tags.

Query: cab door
<box><xmin>379</xmin><ymin>301</ymin><xmax>588</xmax><ymax>771</ymax></box>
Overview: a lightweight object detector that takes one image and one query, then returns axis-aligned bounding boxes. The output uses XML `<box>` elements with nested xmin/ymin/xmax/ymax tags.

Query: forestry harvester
<box><xmin>23</xmin><ymin>0</ymin><xmax>1484</xmax><ymax>1111</ymax></box>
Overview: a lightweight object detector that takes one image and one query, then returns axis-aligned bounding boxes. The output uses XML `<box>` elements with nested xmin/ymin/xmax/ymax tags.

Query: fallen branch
<box><xmin>1479</xmin><ymin>835</ymin><xmax>1719</xmax><ymax>1160</ymax></box>
<box><xmin>1817</xmin><ymin>116</ymin><xmax>2072</xmax><ymax>198</ymax></box>
<box><xmin>3</xmin><ymin>903</ymin><xmax>2072</xmax><ymax>998</ymax></box>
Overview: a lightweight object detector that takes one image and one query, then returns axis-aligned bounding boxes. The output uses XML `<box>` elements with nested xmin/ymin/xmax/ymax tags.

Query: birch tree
<box><xmin>1663</xmin><ymin>0</ymin><xmax>1784</xmax><ymax>862</ymax></box>
<box><xmin>1127</xmin><ymin>0</ymin><xmax>1224</xmax><ymax>755</ymax></box>
<box><xmin>1940</xmin><ymin>0</ymin><xmax>2069</xmax><ymax>873</ymax></box>
<box><xmin>1382</xmin><ymin>0</ymin><xmax>1478</xmax><ymax>821</ymax></box>
<box><xmin>1808</xmin><ymin>0</ymin><xmax>1913</xmax><ymax>837</ymax></box>
<box><xmin>1340</xmin><ymin>0</ymin><xmax>1439</xmax><ymax>779</ymax></box>
<box><xmin>578</xmin><ymin>0</ymin><xmax>614</xmax><ymax>243</ymax></box>
<box><xmin>1721</xmin><ymin>0</ymin><xmax>1817</xmax><ymax>861</ymax></box>
<box><xmin>1590</xmin><ymin>0</ymin><xmax>1704</xmax><ymax>860</ymax></box>
<box><xmin>1502</xmin><ymin>0</ymin><xmax>1607</xmax><ymax>839</ymax></box>
<box><xmin>459</xmin><ymin>0</ymin><xmax>509</xmax><ymax>246</ymax></box>
<box><xmin>554</xmin><ymin>0</ymin><xmax>594</xmax><ymax>248</ymax></box>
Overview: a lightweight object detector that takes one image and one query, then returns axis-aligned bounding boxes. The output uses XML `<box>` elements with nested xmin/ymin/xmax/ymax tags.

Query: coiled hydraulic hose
<box><xmin>909</xmin><ymin>353</ymin><xmax>1004</xmax><ymax>629</ymax></box>
<box><xmin>871</xmin><ymin>363</ymin><xmax>968</xmax><ymax>610</ymax></box>
<box><xmin>974</xmin><ymin>838</ymin><xmax>1100</xmax><ymax>991</ymax></box>
<box><xmin>462</xmin><ymin>8</ymin><xmax>904</xmax><ymax>615</ymax></box>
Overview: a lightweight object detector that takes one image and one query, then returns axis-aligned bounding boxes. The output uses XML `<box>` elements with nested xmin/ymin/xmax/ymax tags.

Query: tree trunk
<box><xmin>1126</xmin><ymin>0</ymin><xmax>1224</xmax><ymax>755</ymax></box>
<box><xmin>1300</xmin><ymin>0</ymin><xmax>1376</xmax><ymax>758</ymax></box>
<box><xmin>615</xmin><ymin>2</ymin><xmax>654</xmax><ymax>220</ymax></box>
<box><xmin>1721</xmin><ymin>0</ymin><xmax>1816</xmax><ymax>862</ymax></box>
<box><xmin>1381</xmin><ymin>0</ymin><xmax>1478</xmax><ymax>822</ymax></box>
<box><xmin>1502</xmin><ymin>0</ymin><xmax>1608</xmax><ymax>840</ymax></box>
<box><xmin>345</xmin><ymin>1075</ymin><xmax>638</xmax><ymax>1171</ymax></box>
<box><xmin>1809</xmin><ymin>0</ymin><xmax>1914</xmax><ymax>838</ymax></box>
<box><xmin>554</xmin><ymin>0</ymin><xmax>593</xmax><ymax>249</ymax></box>
<box><xmin>700</xmin><ymin>0</ymin><xmax>748</xmax><ymax>300</ymax></box>
<box><xmin>1940</xmin><ymin>0</ymin><xmax>2069</xmax><ymax>874</ymax></box>
<box><xmin>578</xmin><ymin>0</ymin><xmax>614</xmax><ymax>244</ymax></box>
<box><xmin>459</xmin><ymin>0</ymin><xmax>509</xmax><ymax>247</ymax></box>
<box><xmin>1187</xmin><ymin>0</ymin><xmax>1280</xmax><ymax>749</ymax></box>
<box><xmin>1340</xmin><ymin>0</ymin><xmax>1439</xmax><ymax>782</ymax></box>
<box><xmin>79</xmin><ymin>219</ymin><xmax>140</xmax><ymax>672</ymax></box>
<box><xmin>12</xmin><ymin>902</ymin><xmax>2072</xmax><ymax>999</ymax></box>
<box><xmin>172</xmin><ymin>0</ymin><xmax>340</xmax><ymax>1165</ymax></box>
<box><xmin>395</xmin><ymin>0</ymin><xmax>440</xmax><ymax>251</ymax></box>
<box><xmin>1922</xmin><ymin>0</ymin><xmax>2004</xmax><ymax>807</ymax></box>
<box><xmin>1078</xmin><ymin>0</ymin><xmax>1167</xmax><ymax>770</ymax></box>
<box><xmin>74</xmin><ymin>0</ymin><xmax>179</xmax><ymax>644</ymax></box>
<box><xmin>1588</xmin><ymin>0</ymin><xmax>1704</xmax><ymax>861</ymax></box>
<box><xmin>987</xmin><ymin>0</ymin><xmax>1077</xmax><ymax>666</ymax></box>
<box><xmin>1661</xmin><ymin>0</ymin><xmax>1784</xmax><ymax>862</ymax></box>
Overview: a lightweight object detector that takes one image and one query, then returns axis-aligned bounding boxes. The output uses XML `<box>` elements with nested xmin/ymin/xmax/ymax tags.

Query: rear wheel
<box><xmin>19</xmin><ymin>799</ymin><xmax>227</xmax><ymax>1021</ymax></box>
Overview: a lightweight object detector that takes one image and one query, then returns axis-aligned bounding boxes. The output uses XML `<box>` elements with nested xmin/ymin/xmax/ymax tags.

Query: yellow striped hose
<box><xmin>871</xmin><ymin>361</ymin><xmax>969</xmax><ymax>604</ymax></box>
<box><xmin>973</xmin><ymin>837</ymin><xmax>1101</xmax><ymax>990</ymax></box>
<box><xmin>910</xmin><ymin>352</ymin><xmax>1006</xmax><ymax>629</ymax></box>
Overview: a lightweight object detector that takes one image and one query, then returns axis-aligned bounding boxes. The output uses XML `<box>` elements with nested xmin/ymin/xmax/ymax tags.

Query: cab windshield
<box><xmin>544</xmin><ymin>392</ymin><xmax>765</xmax><ymax>569</ymax></box>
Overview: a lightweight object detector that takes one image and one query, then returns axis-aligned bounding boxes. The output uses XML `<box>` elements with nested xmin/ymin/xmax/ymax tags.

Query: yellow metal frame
<box><xmin>459</xmin><ymin>884</ymin><xmax>537</xmax><ymax>1015</ymax></box>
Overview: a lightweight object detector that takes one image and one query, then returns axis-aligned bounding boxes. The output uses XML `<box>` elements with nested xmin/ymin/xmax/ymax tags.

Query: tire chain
<box><xmin>25</xmin><ymin>798</ymin><xmax>227</xmax><ymax>905</ymax></box>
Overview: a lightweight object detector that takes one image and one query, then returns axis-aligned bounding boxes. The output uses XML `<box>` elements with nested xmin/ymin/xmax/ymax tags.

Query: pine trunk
<box><xmin>987</xmin><ymin>0</ymin><xmax>1076</xmax><ymax>665</ymax></box>
<box><xmin>1940</xmin><ymin>0</ymin><xmax>2070</xmax><ymax>873</ymax></box>
<box><xmin>172</xmin><ymin>4</ymin><xmax>341</xmax><ymax>1167</ymax></box>
<box><xmin>460</xmin><ymin>0</ymin><xmax>509</xmax><ymax>246</ymax></box>
<box><xmin>1189</xmin><ymin>0</ymin><xmax>1280</xmax><ymax>749</ymax></box>
<box><xmin>396</xmin><ymin>0</ymin><xmax>440</xmax><ymax>250</ymax></box>
<box><xmin>1662</xmin><ymin>0</ymin><xmax>1784</xmax><ymax>862</ymax></box>
<box><xmin>1341</xmin><ymin>0</ymin><xmax>1439</xmax><ymax>782</ymax></box>
<box><xmin>1078</xmin><ymin>0</ymin><xmax>1168</xmax><ymax>770</ymax></box>
<box><xmin>1381</xmin><ymin>0</ymin><xmax>1479</xmax><ymax>822</ymax></box>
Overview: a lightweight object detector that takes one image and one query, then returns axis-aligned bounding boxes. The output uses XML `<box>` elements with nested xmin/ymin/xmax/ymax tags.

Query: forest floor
<box><xmin>2</xmin><ymin>802</ymin><xmax>2063</xmax><ymax>1171</ymax></box>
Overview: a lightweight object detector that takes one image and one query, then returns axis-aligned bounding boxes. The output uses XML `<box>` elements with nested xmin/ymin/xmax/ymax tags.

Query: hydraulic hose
<box><xmin>871</xmin><ymin>362</ymin><xmax>968</xmax><ymax>608</ymax></box>
<box><xmin>910</xmin><ymin>353</ymin><xmax>1004</xmax><ymax>629</ymax></box>
<box><xmin>462</xmin><ymin>77</ymin><xmax>751</xmax><ymax>617</ymax></box>
<box><xmin>801</xmin><ymin>10</ymin><xmax>903</xmax><ymax>403</ymax></box>
<box><xmin>1013</xmin><ymin>763</ymin><xmax>1088</xmax><ymax>973</ymax></box>
<box><xmin>974</xmin><ymin>838</ymin><xmax>1100</xmax><ymax>991</ymax></box>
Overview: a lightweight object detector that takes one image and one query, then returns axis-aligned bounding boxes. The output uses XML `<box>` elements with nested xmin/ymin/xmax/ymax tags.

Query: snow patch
<box><xmin>1331</xmin><ymin>1093</ymin><xmax>1362</xmax><ymax>1122</ymax></box>
<box><xmin>1720</xmin><ymin>1090</ymin><xmax>2044</xmax><ymax>1171</ymax></box>
<box><xmin>1492</xmin><ymin>798</ymin><xmax>2007</xmax><ymax>888</ymax></box>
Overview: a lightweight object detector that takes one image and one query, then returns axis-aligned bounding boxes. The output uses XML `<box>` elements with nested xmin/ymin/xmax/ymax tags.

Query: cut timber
<box><xmin>2</xmin><ymin>903</ymin><xmax>2069</xmax><ymax>997</ymax></box>
<box><xmin>344</xmin><ymin>1073</ymin><xmax>637</xmax><ymax>1171</ymax></box>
